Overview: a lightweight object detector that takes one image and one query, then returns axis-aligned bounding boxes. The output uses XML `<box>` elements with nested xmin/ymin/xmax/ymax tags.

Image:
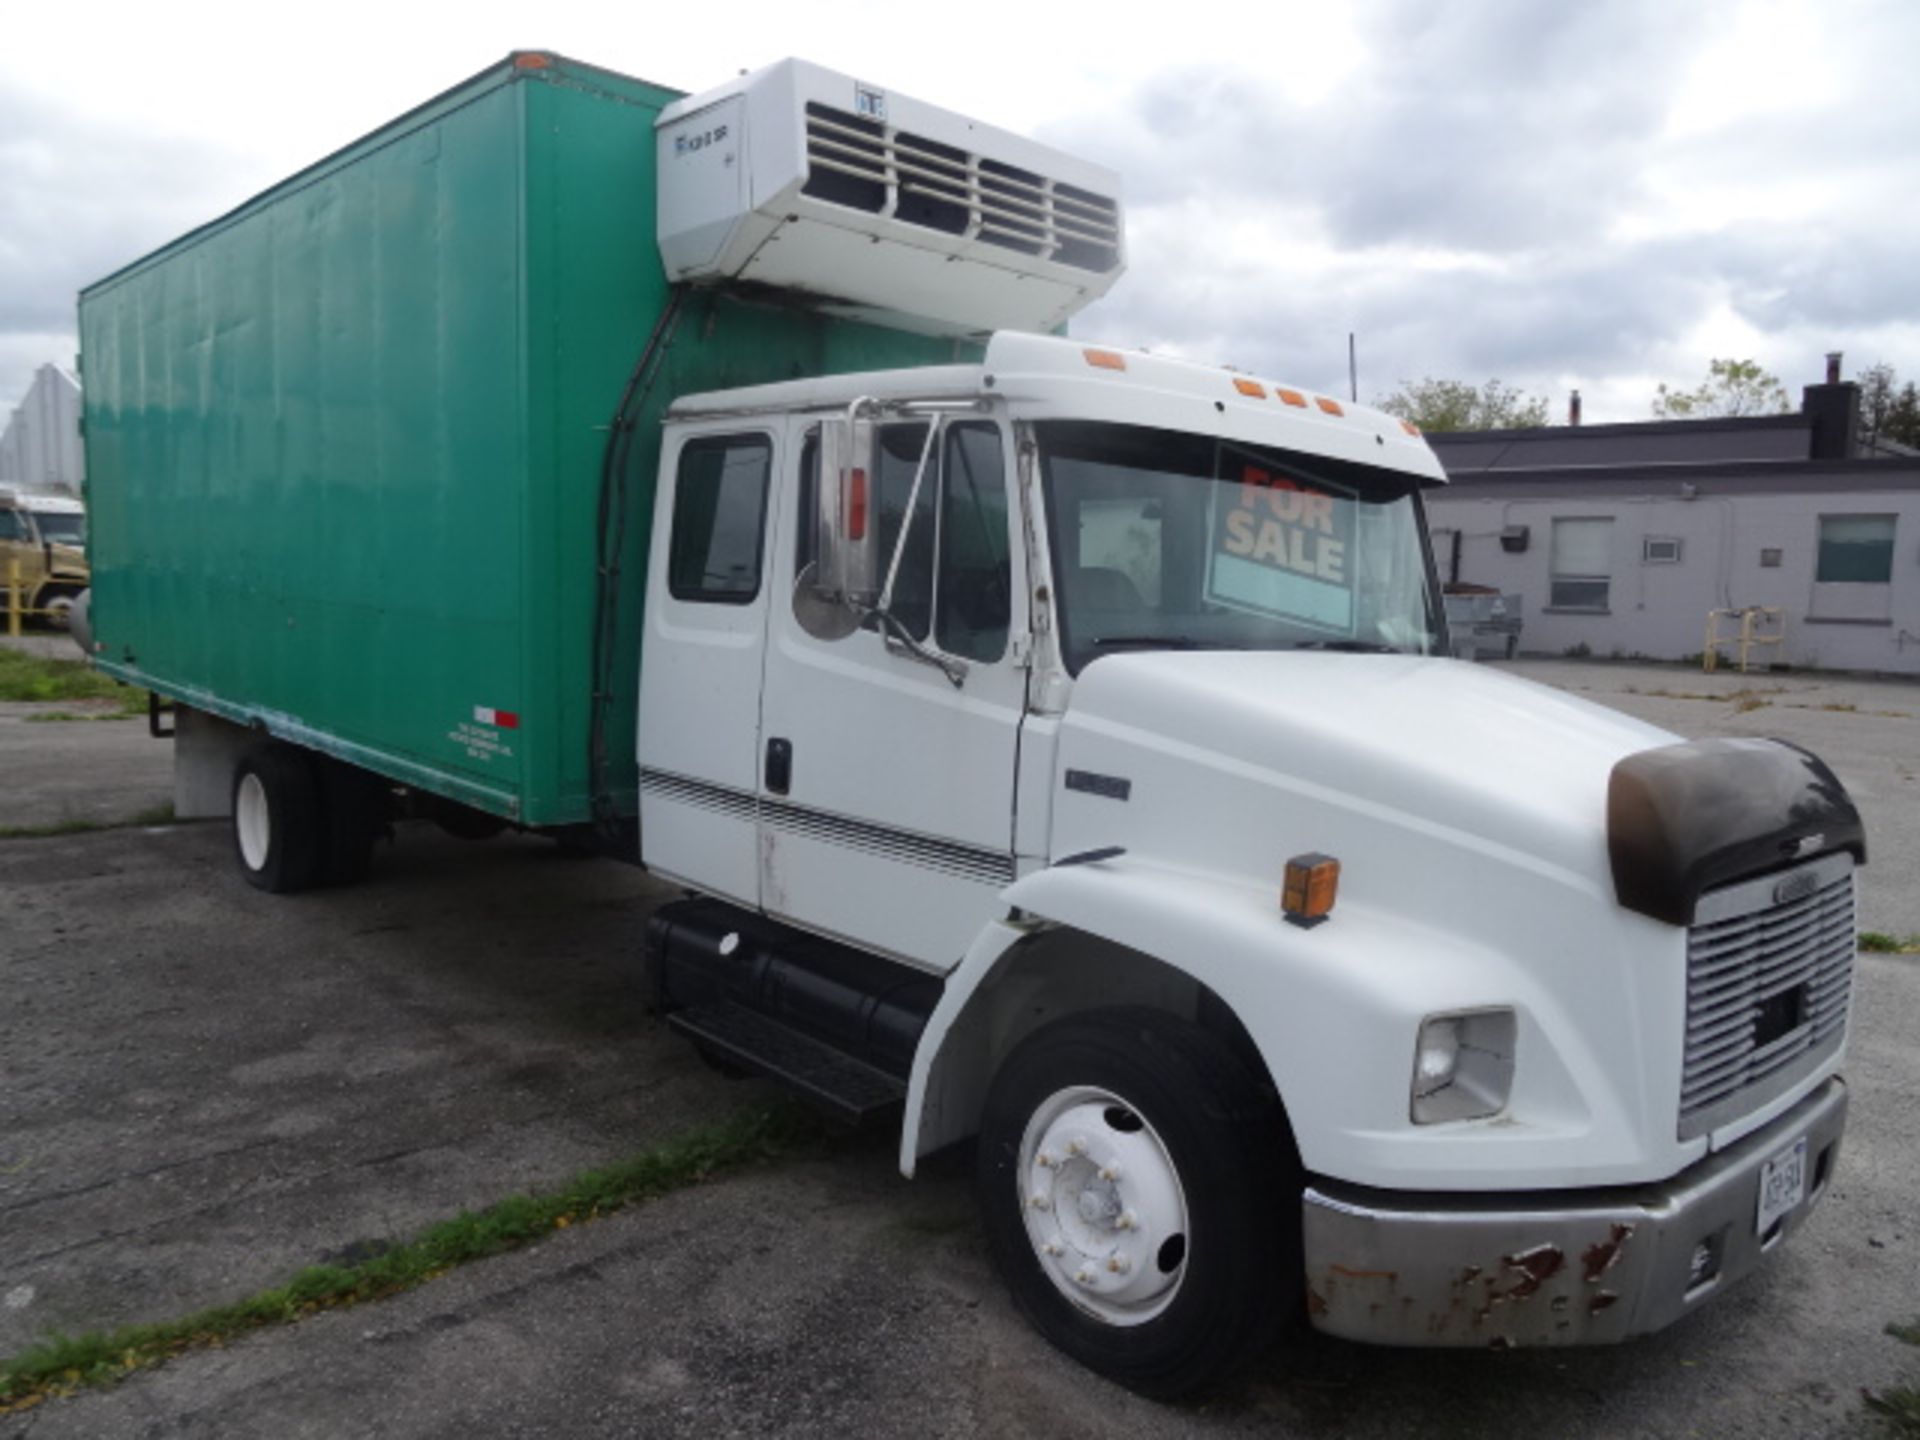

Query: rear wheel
<box><xmin>315</xmin><ymin>760</ymin><xmax>389</xmax><ymax>886</ymax></box>
<box><xmin>977</xmin><ymin>1007</ymin><xmax>1299</xmax><ymax>1398</ymax></box>
<box><xmin>431</xmin><ymin>799</ymin><xmax>507</xmax><ymax>842</ymax></box>
<box><xmin>232</xmin><ymin>745</ymin><xmax>324</xmax><ymax>893</ymax></box>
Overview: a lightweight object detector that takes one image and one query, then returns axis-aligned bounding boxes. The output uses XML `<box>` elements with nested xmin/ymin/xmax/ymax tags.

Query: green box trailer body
<box><xmin>78</xmin><ymin>53</ymin><xmax>969</xmax><ymax>825</ymax></box>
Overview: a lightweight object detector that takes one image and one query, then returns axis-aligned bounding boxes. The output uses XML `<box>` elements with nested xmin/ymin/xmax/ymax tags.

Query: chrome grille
<box><xmin>1680</xmin><ymin>853</ymin><xmax>1855</xmax><ymax>1139</ymax></box>
<box><xmin>800</xmin><ymin>104</ymin><xmax>1123</xmax><ymax>274</ymax></box>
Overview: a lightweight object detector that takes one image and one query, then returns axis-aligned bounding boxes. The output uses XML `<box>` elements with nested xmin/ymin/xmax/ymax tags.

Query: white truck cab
<box><xmin>636</xmin><ymin>331</ymin><xmax>1859</xmax><ymax>1393</ymax></box>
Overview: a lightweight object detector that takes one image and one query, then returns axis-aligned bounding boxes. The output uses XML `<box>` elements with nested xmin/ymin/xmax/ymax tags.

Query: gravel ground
<box><xmin>1</xmin><ymin>657</ymin><xmax>1916</xmax><ymax>1438</ymax></box>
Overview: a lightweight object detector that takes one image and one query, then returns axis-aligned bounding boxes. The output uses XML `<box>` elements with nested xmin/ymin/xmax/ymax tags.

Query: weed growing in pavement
<box><xmin>1868</xmin><ymin>1388</ymin><xmax>1920</xmax><ymax>1438</ymax></box>
<box><xmin>1860</xmin><ymin>1319</ymin><xmax>1920</xmax><ymax>1435</ymax></box>
<box><xmin>0</xmin><ymin>1104</ymin><xmax>820</xmax><ymax>1414</ymax></box>
<box><xmin>1860</xmin><ymin>933</ymin><xmax>1920</xmax><ymax>955</ymax></box>
<box><xmin>0</xmin><ymin>804</ymin><xmax>177</xmax><ymax>840</ymax></box>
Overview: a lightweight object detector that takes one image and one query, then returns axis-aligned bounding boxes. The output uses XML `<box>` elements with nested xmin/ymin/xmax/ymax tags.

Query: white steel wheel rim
<box><xmin>236</xmin><ymin>773</ymin><xmax>272</xmax><ymax>872</ymax></box>
<box><xmin>1016</xmin><ymin>1085</ymin><xmax>1190</xmax><ymax>1327</ymax></box>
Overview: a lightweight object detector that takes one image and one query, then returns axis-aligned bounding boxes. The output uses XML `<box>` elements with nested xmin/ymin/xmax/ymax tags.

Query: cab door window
<box><xmin>935</xmin><ymin>422</ymin><xmax>1010</xmax><ymax>662</ymax></box>
<box><xmin>803</xmin><ymin>420</ymin><xmax>1011</xmax><ymax>662</ymax></box>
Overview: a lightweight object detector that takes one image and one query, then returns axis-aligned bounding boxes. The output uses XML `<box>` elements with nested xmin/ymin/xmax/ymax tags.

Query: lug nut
<box><xmin>1098</xmin><ymin>1164</ymin><xmax>1121</xmax><ymax>1182</ymax></box>
<box><xmin>1066</xmin><ymin>1139</ymin><xmax>1086</xmax><ymax>1156</ymax></box>
<box><xmin>1042</xmin><ymin>1242</ymin><xmax>1063</xmax><ymax>1256</ymax></box>
<box><xmin>1075</xmin><ymin>1270</ymin><xmax>1095</xmax><ymax>1286</ymax></box>
<box><xmin>1036</xmin><ymin>1152</ymin><xmax>1055</xmax><ymax>1169</ymax></box>
<box><xmin>1117</xmin><ymin>1210</ymin><xmax>1138</xmax><ymax>1231</ymax></box>
<box><xmin>1107</xmin><ymin>1256</ymin><xmax>1131</xmax><ymax>1275</ymax></box>
<box><xmin>1029</xmin><ymin>1193</ymin><xmax>1052</xmax><ymax>1211</ymax></box>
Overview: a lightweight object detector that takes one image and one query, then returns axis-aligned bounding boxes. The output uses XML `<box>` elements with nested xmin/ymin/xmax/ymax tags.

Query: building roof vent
<box><xmin>657</xmin><ymin>60</ymin><xmax>1126</xmax><ymax>338</ymax></box>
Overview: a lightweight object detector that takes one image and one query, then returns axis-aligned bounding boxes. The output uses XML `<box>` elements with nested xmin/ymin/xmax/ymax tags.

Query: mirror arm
<box><xmin>876</xmin><ymin>419</ymin><xmax>941</xmax><ymax>614</ymax></box>
<box><xmin>868</xmin><ymin>605</ymin><xmax>968</xmax><ymax>688</ymax></box>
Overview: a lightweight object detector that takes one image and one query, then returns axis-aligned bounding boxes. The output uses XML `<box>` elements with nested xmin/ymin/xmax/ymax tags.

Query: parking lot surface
<box><xmin>2</xmin><ymin>658</ymin><xmax>1916</xmax><ymax>1437</ymax></box>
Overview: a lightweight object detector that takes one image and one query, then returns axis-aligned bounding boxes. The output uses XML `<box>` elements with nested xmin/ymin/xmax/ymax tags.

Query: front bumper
<box><xmin>1302</xmin><ymin>1078</ymin><xmax>1847</xmax><ymax>1347</ymax></box>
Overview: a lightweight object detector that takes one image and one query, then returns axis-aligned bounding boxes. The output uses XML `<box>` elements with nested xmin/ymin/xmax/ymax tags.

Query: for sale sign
<box><xmin>1205</xmin><ymin>449</ymin><xmax>1356</xmax><ymax>633</ymax></box>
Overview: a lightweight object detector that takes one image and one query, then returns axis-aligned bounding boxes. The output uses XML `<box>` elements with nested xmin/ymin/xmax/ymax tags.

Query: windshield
<box><xmin>31</xmin><ymin>510</ymin><xmax>86</xmax><ymax>545</ymax></box>
<box><xmin>1036</xmin><ymin>421</ymin><xmax>1442</xmax><ymax>674</ymax></box>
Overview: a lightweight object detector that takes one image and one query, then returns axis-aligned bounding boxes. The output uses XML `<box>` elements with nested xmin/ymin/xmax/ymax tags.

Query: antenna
<box><xmin>1348</xmin><ymin>333</ymin><xmax>1358</xmax><ymax>403</ymax></box>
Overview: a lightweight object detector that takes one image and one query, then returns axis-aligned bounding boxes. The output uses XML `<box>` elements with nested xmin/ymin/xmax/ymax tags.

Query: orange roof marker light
<box><xmin>1275</xmin><ymin>388</ymin><xmax>1308</xmax><ymax>408</ymax></box>
<box><xmin>1400</xmin><ymin>419</ymin><xmax>1421</xmax><ymax>437</ymax></box>
<box><xmin>1083</xmin><ymin>348</ymin><xmax>1128</xmax><ymax>371</ymax></box>
<box><xmin>1232</xmin><ymin>378</ymin><xmax>1266</xmax><ymax>398</ymax></box>
<box><xmin>513</xmin><ymin>53</ymin><xmax>553</xmax><ymax>70</ymax></box>
<box><xmin>1315</xmin><ymin>397</ymin><xmax>1345</xmax><ymax>417</ymax></box>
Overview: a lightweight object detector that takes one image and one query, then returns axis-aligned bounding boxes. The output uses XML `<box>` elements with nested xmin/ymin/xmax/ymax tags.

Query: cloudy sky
<box><xmin>4</xmin><ymin>0</ymin><xmax>1918</xmax><ymax>424</ymax></box>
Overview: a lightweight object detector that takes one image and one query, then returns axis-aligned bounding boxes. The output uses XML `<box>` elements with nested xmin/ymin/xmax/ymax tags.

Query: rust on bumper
<box><xmin>1302</xmin><ymin>1078</ymin><xmax>1847</xmax><ymax>1347</ymax></box>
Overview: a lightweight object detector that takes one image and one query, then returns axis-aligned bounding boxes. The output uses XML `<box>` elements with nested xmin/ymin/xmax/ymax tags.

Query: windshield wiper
<box><xmin>1289</xmin><ymin>639</ymin><xmax>1404</xmax><ymax>654</ymax></box>
<box><xmin>1086</xmin><ymin>635</ymin><xmax>1226</xmax><ymax>651</ymax></box>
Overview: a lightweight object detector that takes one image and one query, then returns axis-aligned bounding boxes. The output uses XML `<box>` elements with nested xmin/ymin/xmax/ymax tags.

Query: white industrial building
<box><xmin>1424</xmin><ymin>367</ymin><xmax>1920</xmax><ymax>677</ymax></box>
<box><xmin>0</xmin><ymin>363</ymin><xmax>85</xmax><ymax>496</ymax></box>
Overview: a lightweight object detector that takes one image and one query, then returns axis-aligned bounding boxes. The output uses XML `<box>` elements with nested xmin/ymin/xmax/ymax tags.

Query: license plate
<box><xmin>1756</xmin><ymin>1137</ymin><xmax>1808</xmax><ymax>1235</ymax></box>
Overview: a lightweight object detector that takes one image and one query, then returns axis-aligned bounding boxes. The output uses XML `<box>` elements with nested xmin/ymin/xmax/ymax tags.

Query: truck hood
<box><xmin>1054</xmin><ymin>652</ymin><xmax>1679</xmax><ymax>892</ymax></box>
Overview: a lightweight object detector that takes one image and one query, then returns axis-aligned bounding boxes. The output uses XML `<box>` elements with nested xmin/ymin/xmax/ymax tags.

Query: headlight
<box><xmin>1411</xmin><ymin>1009</ymin><xmax>1516</xmax><ymax>1123</ymax></box>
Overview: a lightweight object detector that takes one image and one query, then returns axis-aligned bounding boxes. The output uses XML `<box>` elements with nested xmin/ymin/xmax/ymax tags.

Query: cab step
<box><xmin>668</xmin><ymin>1000</ymin><xmax>907</xmax><ymax>1125</ymax></box>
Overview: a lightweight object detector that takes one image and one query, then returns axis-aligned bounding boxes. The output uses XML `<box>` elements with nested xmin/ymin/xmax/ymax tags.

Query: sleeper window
<box><xmin>668</xmin><ymin>435</ymin><xmax>772</xmax><ymax>604</ymax></box>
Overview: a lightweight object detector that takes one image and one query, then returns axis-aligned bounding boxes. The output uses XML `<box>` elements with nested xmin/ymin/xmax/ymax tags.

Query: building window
<box><xmin>1815</xmin><ymin>514</ymin><xmax>1895</xmax><ymax>584</ymax></box>
<box><xmin>1550</xmin><ymin>517</ymin><xmax>1613</xmax><ymax>610</ymax></box>
<box><xmin>668</xmin><ymin>433</ymin><xmax>772</xmax><ymax>603</ymax></box>
<box><xmin>1643</xmin><ymin>536</ymin><xmax>1683</xmax><ymax>564</ymax></box>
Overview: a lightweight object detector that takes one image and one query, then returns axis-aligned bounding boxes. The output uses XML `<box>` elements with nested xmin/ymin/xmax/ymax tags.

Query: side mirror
<box><xmin>794</xmin><ymin>409</ymin><xmax>878</xmax><ymax>641</ymax></box>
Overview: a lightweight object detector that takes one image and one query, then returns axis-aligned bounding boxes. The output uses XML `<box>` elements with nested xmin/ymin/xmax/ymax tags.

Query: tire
<box><xmin>36</xmin><ymin>586</ymin><xmax>80</xmax><ymax>632</ymax></box>
<box><xmin>976</xmin><ymin>1008</ymin><xmax>1299</xmax><ymax>1399</ymax></box>
<box><xmin>231</xmin><ymin>745</ymin><xmax>324</xmax><ymax>894</ymax></box>
<box><xmin>315</xmin><ymin>760</ymin><xmax>389</xmax><ymax>887</ymax></box>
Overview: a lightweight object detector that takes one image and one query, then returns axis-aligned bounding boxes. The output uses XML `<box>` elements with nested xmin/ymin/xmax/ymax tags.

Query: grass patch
<box><xmin>23</xmin><ymin>702</ymin><xmax>145</xmax><ymax>723</ymax></box>
<box><xmin>1861</xmin><ymin>933</ymin><xmax>1920</xmax><ymax>955</ymax></box>
<box><xmin>0</xmin><ymin>803</ymin><xmax>176</xmax><ymax>840</ymax></box>
<box><xmin>0</xmin><ymin>1104</ymin><xmax>818</xmax><ymax>1413</ymax></box>
<box><xmin>0</xmin><ymin>647</ymin><xmax>131</xmax><ymax>705</ymax></box>
<box><xmin>1890</xmin><ymin>1318</ymin><xmax>1920</xmax><ymax>1346</ymax></box>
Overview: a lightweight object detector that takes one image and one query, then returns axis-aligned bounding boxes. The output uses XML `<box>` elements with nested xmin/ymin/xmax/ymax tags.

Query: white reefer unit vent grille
<box><xmin>656</xmin><ymin>60</ymin><xmax>1125</xmax><ymax>337</ymax></box>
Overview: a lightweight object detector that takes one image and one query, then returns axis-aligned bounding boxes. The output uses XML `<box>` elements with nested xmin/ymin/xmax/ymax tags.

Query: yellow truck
<box><xmin>0</xmin><ymin>490</ymin><xmax>88</xmax><ymax>630</ymax></box>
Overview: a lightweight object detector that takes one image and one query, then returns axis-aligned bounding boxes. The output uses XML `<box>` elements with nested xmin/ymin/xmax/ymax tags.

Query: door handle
<box><xmin>765</xmin><ymin>737</ymin><xmax>792</xmax><ymax>796</ymax></box>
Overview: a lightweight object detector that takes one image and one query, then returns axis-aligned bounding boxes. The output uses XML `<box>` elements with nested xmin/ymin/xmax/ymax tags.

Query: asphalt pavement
<box><xmin>1</xmin><ymin>657</ymin><xmax>1916</xmax><ymax>1438</ymax></box>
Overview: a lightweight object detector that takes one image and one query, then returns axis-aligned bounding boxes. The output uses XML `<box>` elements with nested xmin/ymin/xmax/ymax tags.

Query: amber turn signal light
<box><xmin>1283</xmin><ymin>852</ymin><xmax>1340</xmax><ymax>927</ymax></box>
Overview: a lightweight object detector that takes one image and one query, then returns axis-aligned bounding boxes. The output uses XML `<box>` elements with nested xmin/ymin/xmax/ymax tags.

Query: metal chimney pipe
<box><xmin>1568</xmin><ymin>389</ymin><xmax>1582</xmax><ymax>427</ymax></box>
<box><xmin>1826</xmin><ymin>351</ymin><xmax>1843</xmax><ymax>384</ymax></box>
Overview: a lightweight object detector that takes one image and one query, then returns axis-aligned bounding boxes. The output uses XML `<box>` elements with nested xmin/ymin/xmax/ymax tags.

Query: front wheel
<box><xmin>976</xmin><ymin>1008</ymin><xmax>1300</xmax><ymax>1398</ymax></box>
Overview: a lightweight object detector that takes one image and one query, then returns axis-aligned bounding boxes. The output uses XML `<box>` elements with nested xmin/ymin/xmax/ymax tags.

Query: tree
<box><xmin>1891</xmin><ymin>383</ymin><xmax>1920</xmax><ymax>449</ymax></box>
<box><xmin>1651</xmin><ymin>358</ymin><xmax>1790</xmax><ymax>418</ymax></box>
<box><xmin>1375</xmin><ymin>378</ymin><xmax>1549</xmax><ymax>432</ymax></box>
<box><xmin>1858</xmin><ymin>363</ymin><xmax>1920</xmax><ymax>449</ymax></box>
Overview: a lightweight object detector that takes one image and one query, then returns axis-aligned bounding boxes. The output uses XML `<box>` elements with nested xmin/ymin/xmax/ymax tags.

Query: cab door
<box><xmin>757</xmin><ymin>415</ymin><xmax>1027</xmax><ymax>972</ymax></box>
<box><xmin>637</xmin><ymin>426</ymin><xmax>778</xmax><ymax>906</ymax></box>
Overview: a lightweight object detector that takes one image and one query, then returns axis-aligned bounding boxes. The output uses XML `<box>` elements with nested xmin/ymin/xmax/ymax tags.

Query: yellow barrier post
<box><xmin>6</xmin><ymin>559</ymin><xmax>20</xmax><ymax>639</ymax></box>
